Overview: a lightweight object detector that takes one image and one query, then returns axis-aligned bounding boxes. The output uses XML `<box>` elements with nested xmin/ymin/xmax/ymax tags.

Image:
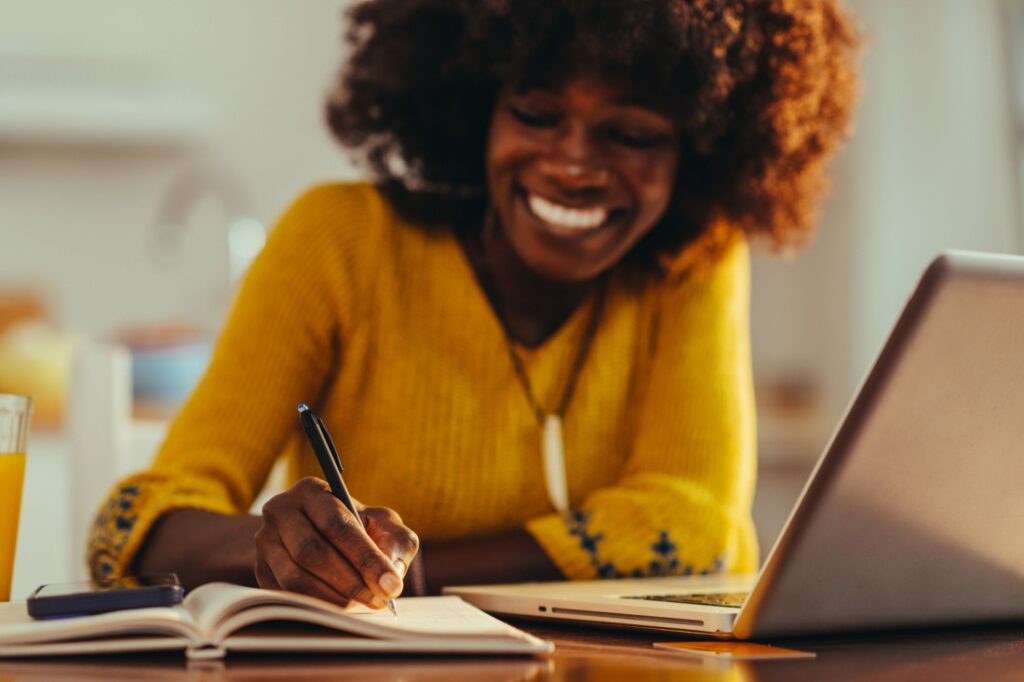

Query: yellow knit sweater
<box><xmin>89</xmin><ymin>183</ymin><xmax>758</xmax><ymax>582</ymax></box>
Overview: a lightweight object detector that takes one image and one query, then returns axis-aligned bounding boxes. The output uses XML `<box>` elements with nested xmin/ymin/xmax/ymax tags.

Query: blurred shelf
<box><xmin>0</xmin><ymin>52</ymin><xmax>217</xmax><ymax>149</ymax></box>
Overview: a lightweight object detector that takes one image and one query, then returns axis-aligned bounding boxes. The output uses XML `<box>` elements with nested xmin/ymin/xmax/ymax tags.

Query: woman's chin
<box><xmin>515</xmin><ymin>249</ymin><xmax>606</xmax><ymax>284</ymax></box>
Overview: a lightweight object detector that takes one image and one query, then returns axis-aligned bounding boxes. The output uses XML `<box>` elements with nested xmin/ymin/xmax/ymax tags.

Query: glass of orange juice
<box><xmin>0</xmin><ymin>394</ymin><xmax>31</xmax><ymax>602</ymax></box>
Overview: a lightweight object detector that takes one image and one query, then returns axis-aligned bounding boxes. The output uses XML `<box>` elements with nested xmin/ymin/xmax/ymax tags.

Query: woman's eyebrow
<box><xmin>608</xmin><ymin>92</ymin><xmax>669</xmax><ymax>111</ymax></box>
<box><xmin>507</xmin><ymin>85</ymin><xmax>559</xmax><ymax>99</ymax></box>
<box><xmin>606</xmin><ymin>101</ymin><xmax>675</xmax><ymax>124</ymax></box>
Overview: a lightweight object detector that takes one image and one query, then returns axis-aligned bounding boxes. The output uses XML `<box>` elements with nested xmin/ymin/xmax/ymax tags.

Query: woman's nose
<box><xmin>538</xmin><ymin>124</ymin><xmax>609</xmax><ymax>191</ymax></box>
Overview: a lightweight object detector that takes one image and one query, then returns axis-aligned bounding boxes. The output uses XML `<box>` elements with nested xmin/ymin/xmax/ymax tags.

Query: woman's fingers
<box><xmin>256</xmin><ymin>526</ymin><xmax>356</xmax><ymax>606</ymax></box>
<box><xmin>254</xmin><ymin>560</ymin><xmax>280</xmax><ymax>590</ymax></box>
<box><xmin>263</xmin><ymin>503</ymin><xmax>384</xmax><ymax>608</ymax></box>
<box><xmin>257</xmin><ymin>477</ymin><xmax>409</xmax><ymax>608</ymax></box>
<box><xmin>296</xmin><ymin>481</ymin><xmax>406</xmax><ymax>602</ymax></box>
<box><xmin>362</xmin><ymin>505</ymin><xmax>421</xmax><ymax>575</ymax></box>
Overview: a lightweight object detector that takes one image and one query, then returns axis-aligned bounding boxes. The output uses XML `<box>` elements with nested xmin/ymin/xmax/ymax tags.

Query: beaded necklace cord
<box><xmin>470</xmin><ymin>239</ymin><xmax>609</xmax><ymax>514</ymax></box>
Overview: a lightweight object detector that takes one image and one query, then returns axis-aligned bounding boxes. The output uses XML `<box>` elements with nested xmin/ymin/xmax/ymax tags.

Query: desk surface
<box><xmin>2</xmin><ymin>620</ymin><xmax>1024</xmax><ymax>681</ymax></box>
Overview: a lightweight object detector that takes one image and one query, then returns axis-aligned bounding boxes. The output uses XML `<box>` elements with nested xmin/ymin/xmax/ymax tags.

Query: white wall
<box><xmin>746</xmin><ymin>0</ymin><xmax>1019</xmax><ymax>548</ymax></box>
<box><xmin>0</xmin><ymin>0</ymin><xmax>359</xmax><ymax>335</ymax></box>
<box><xmin>750</xmin><ymin>0</ymin><xmax>1019</xmax><ymax>449</ymax></box>
<box><xmin>846</xmin><ymin>0</ymin><xmax>1019</xmax><ymax>377</ymax></box>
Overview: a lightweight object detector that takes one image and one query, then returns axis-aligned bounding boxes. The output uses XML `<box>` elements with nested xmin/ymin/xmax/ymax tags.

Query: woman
<box><xmin>89</xmin><ymin>0</ymin><xmax>858</xmax><ymax>608</ymax></box>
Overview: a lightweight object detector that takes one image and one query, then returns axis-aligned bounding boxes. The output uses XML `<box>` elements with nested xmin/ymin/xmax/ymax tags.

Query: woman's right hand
<box><xmin>254</xmin><ymin>477</ymin><xmax>419</xmax><ymax>608</ymax></box>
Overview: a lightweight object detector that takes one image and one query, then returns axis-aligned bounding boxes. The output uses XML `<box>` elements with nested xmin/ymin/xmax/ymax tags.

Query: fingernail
<box><xmin>393</xmin><ymin>558</ymin><xmax>408</xmax><ymax>577</ymax></box>
<box><xmin>379</xmin><ymin>572</ymin><xmax>403</xmax><ymax>597</ymax></box>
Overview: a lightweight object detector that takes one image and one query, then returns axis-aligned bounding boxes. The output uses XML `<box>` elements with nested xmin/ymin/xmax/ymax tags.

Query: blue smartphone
<box><xmin>27</xmin><ymin>574</ymin><xmax>184</xmax><ymax>619</ymax></box>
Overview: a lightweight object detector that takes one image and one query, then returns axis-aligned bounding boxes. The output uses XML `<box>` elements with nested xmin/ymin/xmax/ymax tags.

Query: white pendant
<box><xmin>542</xmin><ymin>414</ymin><xmax>570</xmax><ymax>514</ymax></box>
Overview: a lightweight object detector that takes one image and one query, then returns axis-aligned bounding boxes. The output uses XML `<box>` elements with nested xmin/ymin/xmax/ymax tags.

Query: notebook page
<box><xmin>345</xmin><ymin>596</ymin><xmax>524</xmax><ymax>637</ymax></box>
<box><xmin>0</xmin><ymin>601</ymin><xmax>197</xmax><ymax>646</ymax></box>
<box><xmin>188</xmin><ymin>584</ymin><xmax>529</xmax><ymax>641</ymax></box>
<box><xmin>213</xmin><ymin>597</ymin><xmax>534</xmax><ymax>643</ymax></box>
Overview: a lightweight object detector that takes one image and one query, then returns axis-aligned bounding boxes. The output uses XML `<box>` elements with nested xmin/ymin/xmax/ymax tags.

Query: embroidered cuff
<box><xmin>88</xmin><ymin>479</ymin><xmax>238</xmax><ymax>581</ymax></box>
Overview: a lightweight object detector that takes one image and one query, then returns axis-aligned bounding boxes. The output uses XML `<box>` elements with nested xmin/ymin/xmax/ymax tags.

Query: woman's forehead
<box><xmin>507</xmin><ymin>70</ymin><xmax>675</xmax><ymax>113</ymax></box>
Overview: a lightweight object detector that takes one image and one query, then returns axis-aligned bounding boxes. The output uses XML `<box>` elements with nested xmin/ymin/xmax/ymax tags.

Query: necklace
<box><xmin>470</xmin><ymin>238</ymin><xmax>608</xmax><ymax>515</ymax></box>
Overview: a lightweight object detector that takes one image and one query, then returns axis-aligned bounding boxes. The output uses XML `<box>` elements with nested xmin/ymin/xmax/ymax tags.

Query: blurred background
<box><xmin>1</xmin><ymin>0</ymin><xmax>1021</xmax><ymax>596</ymax></box>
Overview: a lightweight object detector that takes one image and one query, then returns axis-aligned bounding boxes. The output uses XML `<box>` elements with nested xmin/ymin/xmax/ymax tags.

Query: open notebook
<box><xmin>0</xmin><ymin>583</ymin><xmax>552</xmax><ymax>660</ymax></box>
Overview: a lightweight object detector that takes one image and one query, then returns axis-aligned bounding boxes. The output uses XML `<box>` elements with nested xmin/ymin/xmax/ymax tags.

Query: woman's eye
<box><xmin>608</xmin><ymin>129</ymin><xmax>668</xmax><ymax>149</ymax></box>
<box><xmin>509</xmin><ymin>105</ymin><xmax>559</xmax><ymax>128</ymax></box>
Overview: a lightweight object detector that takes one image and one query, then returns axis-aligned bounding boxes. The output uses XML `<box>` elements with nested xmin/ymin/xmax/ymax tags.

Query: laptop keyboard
<box><xmin>621</xmin><ymin>592</ymin><xmax>749</xmax><ymax>609</ymax></box>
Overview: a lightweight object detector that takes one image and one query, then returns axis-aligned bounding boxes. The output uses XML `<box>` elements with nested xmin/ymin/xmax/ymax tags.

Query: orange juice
<box><xmin>0</xmin><ymin>452</ymin><xmax>26</xmax><ymax>602</ymax></box>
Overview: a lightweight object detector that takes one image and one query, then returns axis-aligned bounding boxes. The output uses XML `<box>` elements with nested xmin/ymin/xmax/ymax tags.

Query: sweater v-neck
<box><xmin>441</xmin><ymin>226</ymin><xmax>603</xmax><ymax>357</ymax></box>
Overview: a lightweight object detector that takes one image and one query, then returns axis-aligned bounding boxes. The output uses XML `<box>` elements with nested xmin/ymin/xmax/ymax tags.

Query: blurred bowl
<box><xmin>118</xmin><ymin>325</ymin><xmax>211</xmax><ymax>409</ymax></box>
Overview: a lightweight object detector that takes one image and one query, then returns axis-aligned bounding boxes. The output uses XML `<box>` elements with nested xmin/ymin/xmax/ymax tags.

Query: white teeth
<box><xmin>527</xmin><ymin>193</ymin><xmax>608</xmax><ymax>230</ymax></box>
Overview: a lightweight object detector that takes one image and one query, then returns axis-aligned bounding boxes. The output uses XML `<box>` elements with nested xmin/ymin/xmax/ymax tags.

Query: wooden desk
<box><xmin>3</xmin><ymin>621</ymin><xmax>1024</xmax><ymax>681</ymax></box>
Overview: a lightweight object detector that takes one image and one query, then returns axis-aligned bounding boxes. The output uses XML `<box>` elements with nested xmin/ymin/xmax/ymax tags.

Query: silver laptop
<box><xmin>447</xmin><ymin>251</ymin><xmax>1024</xmax><ymax>639</ymax></box>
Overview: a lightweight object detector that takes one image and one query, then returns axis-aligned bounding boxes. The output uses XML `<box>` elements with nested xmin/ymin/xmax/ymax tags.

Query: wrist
<box><xmin>136</xmin><ymin>509</ymin><xmax>261</xmax><ymax>589</ymax></box>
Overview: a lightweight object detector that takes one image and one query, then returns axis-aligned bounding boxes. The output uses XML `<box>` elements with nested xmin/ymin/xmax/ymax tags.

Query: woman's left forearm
<box><xmin>418</xmin><ymin>528</ymin><xmax>562</xmax><ymax>595</ymax></box>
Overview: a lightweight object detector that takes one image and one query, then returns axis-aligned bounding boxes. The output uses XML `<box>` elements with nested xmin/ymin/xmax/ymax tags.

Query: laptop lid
<box><xmin>734</xmin><ymin>251</ymin><xmax>1024</xmax><ymax>638</ymax></box>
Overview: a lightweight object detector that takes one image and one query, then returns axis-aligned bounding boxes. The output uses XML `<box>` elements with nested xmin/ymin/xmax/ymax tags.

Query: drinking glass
<box><xmin>0</xmin><ymin>394</ymin><xmax>32</xmax><ymax>601</ymax></box>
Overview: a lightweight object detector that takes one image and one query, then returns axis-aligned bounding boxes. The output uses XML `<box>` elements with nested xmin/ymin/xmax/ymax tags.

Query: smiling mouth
<box><xmin>524</xmin><ymin>192</ymin><xmax>615</xmax><ymax>232</ymax></box>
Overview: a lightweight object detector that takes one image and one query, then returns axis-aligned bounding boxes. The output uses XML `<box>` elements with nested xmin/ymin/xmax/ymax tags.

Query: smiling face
<box><xmin>485</xmin><ymin>76</ymin><xmax>680</xmax><ymax>282</ymax></box>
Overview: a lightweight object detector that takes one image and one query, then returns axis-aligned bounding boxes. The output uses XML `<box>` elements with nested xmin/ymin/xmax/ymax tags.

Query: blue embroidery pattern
<box><xmin>566</xmin><ymin>510</ymin><xmax>725</xmax><ymax>578</ymax></box>
<box><xmin>88</xmin><ymin>485</ymin><xmax>141</xmax><ymax>579</ymax></box>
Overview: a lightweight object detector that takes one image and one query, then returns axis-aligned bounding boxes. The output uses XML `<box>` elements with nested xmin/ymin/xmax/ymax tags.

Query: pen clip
<box><xmin>313</xmin><ymin>413</ymin><xmax>344</xmax><ymax>474</ymax></box>
<box><xmin>298</xmin><ymin>404</ymin><xmax>364</xmax><ymax>530</ymax></box>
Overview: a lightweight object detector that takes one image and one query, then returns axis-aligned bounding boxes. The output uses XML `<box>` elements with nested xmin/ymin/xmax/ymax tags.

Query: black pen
<box><xmin>297</xmin><ymin>403</ymin><xmax>398</xmax><ymax>616</ymax></box>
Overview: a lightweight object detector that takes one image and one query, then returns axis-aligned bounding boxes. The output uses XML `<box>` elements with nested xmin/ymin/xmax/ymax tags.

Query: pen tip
<box><xmin>387</xmin><ymin>599</ymin><xmax>398</xmax><ymax>617</ymax></box>
<box><xmin>297</xmin><ymin>403</ymin><xmax>309</xmax><ymax>413</ymax></box>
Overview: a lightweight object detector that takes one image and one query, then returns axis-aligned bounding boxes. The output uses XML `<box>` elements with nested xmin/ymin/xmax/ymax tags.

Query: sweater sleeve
<box><xmin>525</xmin><ymin>237</ymin><xmax>759</xmax><ymax>579</ymax></box>
<box><xmin>87</xmin><ymin>184</ymin><xmax>373</xmax><ymax>580</ymax></box>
